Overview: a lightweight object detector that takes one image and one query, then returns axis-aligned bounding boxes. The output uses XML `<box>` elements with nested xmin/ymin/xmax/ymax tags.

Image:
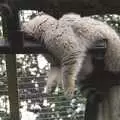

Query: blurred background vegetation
<box><xmin>0</xmin><ymin>11</ymin><xmax>120</xmax><ymax>120</ymax></box>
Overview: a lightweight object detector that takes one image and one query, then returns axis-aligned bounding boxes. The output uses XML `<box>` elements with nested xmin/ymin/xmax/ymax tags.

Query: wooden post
<box><xmin>97</xmin><ymin>86</ymin><xmax>120</xmax><ymax>120</ymax></box>
<box><xmin>6</xmin><ymin>54</ymin><xmax>20</xmax><ymax>120</ymax></box>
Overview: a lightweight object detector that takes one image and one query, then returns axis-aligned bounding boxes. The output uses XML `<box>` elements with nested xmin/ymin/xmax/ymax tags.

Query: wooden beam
<box><xmin>0</xmin><ymin>38</ymin><xmax>106</xmax><ymax>54</ymax></box>
<box><xmin>6</xmin><ymin>54</ymin><xmax>20</xmax><ymax>120</ymax></box>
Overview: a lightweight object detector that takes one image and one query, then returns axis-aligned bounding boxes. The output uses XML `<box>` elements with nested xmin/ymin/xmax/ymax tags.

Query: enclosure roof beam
<box><xmin>7</xmin><ymin>0</ymin><xmax>120</xmax><ymax>17</ymax></box>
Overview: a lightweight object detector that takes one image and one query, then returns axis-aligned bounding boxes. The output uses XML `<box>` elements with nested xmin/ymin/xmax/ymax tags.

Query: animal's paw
<box><xmin>64</xmin><ymin>87</ymin><xmax>75</xmax><ymax>99</ymax></box>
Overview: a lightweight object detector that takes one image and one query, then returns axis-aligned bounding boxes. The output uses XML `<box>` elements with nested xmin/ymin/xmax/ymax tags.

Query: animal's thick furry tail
<box><xmin>63</xmin><ymin>15</ymin><xmax>120</xmax><ymax>72</ymax></box>
<box><xmin>104</xmin><ymin>28</ymin><xmax>120</xmax><ymax>72</ymax></box>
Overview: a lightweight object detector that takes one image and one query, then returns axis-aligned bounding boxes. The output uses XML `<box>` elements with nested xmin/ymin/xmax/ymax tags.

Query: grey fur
<box><xmin>22</xmin><ymin>13</ymin><xmax>120</xmax><ymax>98</ymax></box>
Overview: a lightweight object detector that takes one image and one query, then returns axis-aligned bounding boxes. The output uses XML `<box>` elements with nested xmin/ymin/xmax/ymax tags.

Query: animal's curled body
<box><xmin>22</xmin><ymin>13</ymin><xmax>120</xmax><ymax>98</ymax></box>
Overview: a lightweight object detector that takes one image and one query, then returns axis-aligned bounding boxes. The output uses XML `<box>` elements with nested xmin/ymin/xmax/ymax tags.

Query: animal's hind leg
<box><xmin>62</xmin><ymin>52</ymin><xmax>85</xmax><ymax>98</ymax></box>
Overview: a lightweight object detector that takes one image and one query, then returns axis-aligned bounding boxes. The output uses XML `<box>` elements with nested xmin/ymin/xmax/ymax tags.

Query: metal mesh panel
<box><xmin>17</xmin><ymin>63</ymin><xmax>85</xmax><ymax>120</ymax></box>
<box><xmin>0</xmin><ymin>58</ymin><xmax>10</xmax><ymax>120</ymax></box>
<box><xmin>0</xmin><ymin>54</ymin><xmax>86</xmax><ymax>120</ymax></box>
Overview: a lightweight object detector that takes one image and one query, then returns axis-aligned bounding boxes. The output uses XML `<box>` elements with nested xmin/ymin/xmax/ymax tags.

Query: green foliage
<box><xmin>92</xmin><ymin>14</ymin><xmax>120</xmax><ymax>32</ymax></box>
<box><xmin>0</xmin><ymin>111</ymin><xmax>10</xmax><ymax>120</ymax></box>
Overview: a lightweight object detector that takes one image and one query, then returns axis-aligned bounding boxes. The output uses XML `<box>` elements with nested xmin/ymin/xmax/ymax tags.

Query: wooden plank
<box><xmin>0</xmin><ymin>39</ymin><xmax>106</xmax><ymax>54</ymax></box>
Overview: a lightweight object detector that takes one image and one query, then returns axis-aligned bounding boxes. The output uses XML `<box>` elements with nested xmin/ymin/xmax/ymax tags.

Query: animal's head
<box><xmin>21</xmin><ymin>11</ymin><xmax>57</xmax><ymax>39</ymax></box>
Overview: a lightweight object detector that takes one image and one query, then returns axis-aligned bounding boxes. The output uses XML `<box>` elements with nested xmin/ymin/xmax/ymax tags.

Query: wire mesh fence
<box><xmin>17</xmin><ymin>68</ymin><xmax>86</xmax><ymax>120</ymax></box>
<box><xmin>0</xmin><ymin>54</ymin><xmax>86</xmax><ymax>120</ymax></box>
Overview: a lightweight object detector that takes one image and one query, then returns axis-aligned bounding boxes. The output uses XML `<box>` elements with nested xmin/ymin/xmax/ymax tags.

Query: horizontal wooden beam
<box><xmin>0</xmin><ymin>39</ymin><xmax>106</xmax><ymax>56</ymax></box>
<box><xmin>0</xmin><ymin>39</ymin><xmax>49</xmax><ymax>53</ymax></box>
